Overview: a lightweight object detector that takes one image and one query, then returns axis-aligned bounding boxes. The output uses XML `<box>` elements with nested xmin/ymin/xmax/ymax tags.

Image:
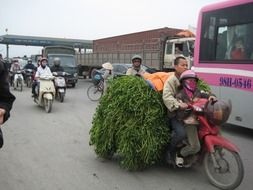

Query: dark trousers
<box><xmin>32</xmin><ymin>81</ymin><xmax>38</xmax><ymax>95</ymax></box>
<box><xmin>167</xmin><ymin>118</ymin><xmax>186</xmax><ymax>155</ymax></box>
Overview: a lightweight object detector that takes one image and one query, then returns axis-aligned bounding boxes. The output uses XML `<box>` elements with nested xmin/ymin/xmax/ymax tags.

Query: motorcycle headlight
<box><xmin>193</xmin><ymin>105</ymin><xmax>203</xmax><ymax>112</ymax></box>
<box><xmin>74</xmin><ymin>73</ymin><xmax>78</xmax><ymax>77</ymax></box>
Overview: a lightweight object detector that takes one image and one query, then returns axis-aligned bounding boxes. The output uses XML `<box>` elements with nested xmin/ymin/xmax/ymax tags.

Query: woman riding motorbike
<box><xmin>174</xmin><ymin>70</ymin><xmax>216</xmax><ymax>164</ymax></box>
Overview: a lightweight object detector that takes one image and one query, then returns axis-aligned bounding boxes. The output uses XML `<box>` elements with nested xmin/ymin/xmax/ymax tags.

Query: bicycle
<box><xmin>87</xmin><ymin>77</ymin><xmax>104</xmax><ymax>101</ymax></box>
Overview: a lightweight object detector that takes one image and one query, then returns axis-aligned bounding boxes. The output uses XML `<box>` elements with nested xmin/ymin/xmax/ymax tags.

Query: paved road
<box><xmin>0</xmin><ymin>79</ymin><xmax>252</xmax><ymax>190</ymax></box>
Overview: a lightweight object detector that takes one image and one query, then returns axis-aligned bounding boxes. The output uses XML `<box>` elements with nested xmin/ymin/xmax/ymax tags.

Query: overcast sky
<box><xmin>0</xmin><ymin>0</ymin><xmax>222</xmax><ymax>57</ymax></box>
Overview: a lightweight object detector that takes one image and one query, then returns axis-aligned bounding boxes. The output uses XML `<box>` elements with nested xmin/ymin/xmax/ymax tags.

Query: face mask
<box><xmin>184</xmin><ymin>79</ymin><xmax>197</xmax><ymax>92</ymax></box>
<box><xmin>41</xmin><ymin>63</ymin><xmax>47</xmax><ymax>68</ymax></box>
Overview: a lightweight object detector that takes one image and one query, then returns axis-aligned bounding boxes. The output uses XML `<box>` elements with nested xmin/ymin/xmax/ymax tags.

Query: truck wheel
<box><xmin>72</xmin><ymin>83</ymin><xmax>76</xmax><ymax>88</ymax></box>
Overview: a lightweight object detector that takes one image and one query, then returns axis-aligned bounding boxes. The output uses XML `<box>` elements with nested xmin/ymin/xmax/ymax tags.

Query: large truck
<box><xmin>42</xmin><ymin>46</ymin><xmax>78</xmax><ymax>87</ymax></box>
<box><xmin>76</xmin><ymin>27</ymin><xmax>195</xmax><ymax>78</ymax></box>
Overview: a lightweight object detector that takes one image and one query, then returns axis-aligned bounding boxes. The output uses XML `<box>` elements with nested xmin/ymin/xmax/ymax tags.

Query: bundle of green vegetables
<box><xmin>89</xmin><ymin>76</ymin><xmax>169</xmax><ymax>170</ymax></box>
<box><xmin>89</xmin><ymin>75</ymin><xmax>210</xmax><ymax>170</ymax></box>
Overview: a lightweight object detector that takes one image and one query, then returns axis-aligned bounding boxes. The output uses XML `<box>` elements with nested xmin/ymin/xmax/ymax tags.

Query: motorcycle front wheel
<box><xmin>204</xmin><ymin>146</ymin><xmax>244</xmax><ymax>190</ymax></box>
<box><xmin>44</xmin><ymin>99</ymin><xmax>52</xmax><ymax>113</ymax></box>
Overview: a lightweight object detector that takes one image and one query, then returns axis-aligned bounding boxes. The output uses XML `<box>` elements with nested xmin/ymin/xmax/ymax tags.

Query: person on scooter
<box><xmin>24</xmin><ymin>59</ymin><xmax>36</xmax><ymax>81</ymax></box>
<box><xmin>24</xmin><ymin>59</ymin><xmax>36</xmax><ymax>70</ymax></box>
<box><xmin>163</xmin><ymin>56</ymin><xmax>189</xmax><ymax>165</ymax></box>
<box><xmin>50</xmin><ymin>57</ymin><xmax>64</xmax><ymax>72</ymax></box>
<box><xmin>0</xmin><ymin>59</ymin><xmax>16</xmax><ymax>148</ymax></box>
<box><xmin>126</xmin><ymin>54</ymin><xmax>146</xmax><ymax>76</ymax></box>
<box><xmin>9</xmin><ymin>59</ymin><xmax>21</xmax><ymax>86</ymax></box>
<box><xmin>175</xmin><ymin>70</ymin><xmax>216</xmax><ymax>163</ymax></box>
<box><xmin>32</xmin><ymin>57</ymin><xmax>52</xmax><ymax>97</ymax></box>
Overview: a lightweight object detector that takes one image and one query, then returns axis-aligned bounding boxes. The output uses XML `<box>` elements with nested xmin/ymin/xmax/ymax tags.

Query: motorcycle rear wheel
<box><xmin>204</xmin><ymin>146</ymin><xmax>244</xmax><ymax>190</ymax></box>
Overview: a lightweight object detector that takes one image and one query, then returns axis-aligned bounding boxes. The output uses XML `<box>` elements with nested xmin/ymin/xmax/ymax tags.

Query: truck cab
<box><xmin>164</xmin><ymin>37</ymin><xmax>195</xmax><ymax>70</ymax></box>
<box><xmin>43</xmin><ymin>46</ymin><xmax>78</xmax><ymax>87</ymax></box>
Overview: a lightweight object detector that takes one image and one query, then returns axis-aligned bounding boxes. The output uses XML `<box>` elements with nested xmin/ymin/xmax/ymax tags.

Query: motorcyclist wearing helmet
<box><xmin>126</xmin><ymin>54</ymin><xmax>145</xmax><ymax>76</ymax></box>
<box><xmin>24</xmin><ymin>59</ymin><xmax>36</xmax><ymax>70</ymax></box>
<box><xmin>32</xmin><ymin>57</ymin><xmax>52</xmax><ymax>97</ymax></box>
<box><xmin>23</xmin><ymin>59</ymin><xmax>36</xmax><ymax>81</ymax></box>
<box><xmin>175</xmin><ymin>70</ymin><xmax>216</xmax><ymax>161</ymax></box>
<box><xmin>50</xmin><ymin>57</ymin><xmax>64</xmax><ymax>72</ymax></box>
<box><xmin>9</xmin><ymin>59</ymin><xmax>21</xmax><ymax>86</ymax></box>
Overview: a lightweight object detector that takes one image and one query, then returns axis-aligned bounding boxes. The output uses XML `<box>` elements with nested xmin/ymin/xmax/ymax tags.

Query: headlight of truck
<box><xmin>74</xmin><ymin>73</ymin><xmax>78</xmax><ymax>77</ymax></box>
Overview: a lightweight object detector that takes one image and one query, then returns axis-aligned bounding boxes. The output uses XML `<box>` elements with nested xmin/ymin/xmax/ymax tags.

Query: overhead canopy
<box><xmin>0</xmin><ymin>34</ymin><xmax>93</xmax><ymax>49</ymax></box>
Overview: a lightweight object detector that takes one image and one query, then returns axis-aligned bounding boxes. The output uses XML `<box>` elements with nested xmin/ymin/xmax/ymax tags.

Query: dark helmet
<box><xmin>131</xmin><ymin>54</ymin><xmax>142</xmax><ymax>63</ymax></box>
<box><xmin>179</xmin><ymin>70</ymin><xmax>199</xmax><ymax>83</ymax></box>
<box><xmin>53</xmin><ymin>57</ymin><xmax>61</xmax><ymax>67</ymax></box>
<box><xmin>205</xmin><ymin>100</ymin><xmax>232</xmax><ymax>125</ymax></box>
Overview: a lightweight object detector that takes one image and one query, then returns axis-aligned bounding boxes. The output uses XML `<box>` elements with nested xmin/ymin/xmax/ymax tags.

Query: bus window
<box><xmin>199</xmin><ymin>3</ymin><xmax>253</xmax><ymax>63</ymax></box>
<box><xmin>216</xmin><ymin>26</ymin><xmax>227</xmax><ymax>60</ymax></box>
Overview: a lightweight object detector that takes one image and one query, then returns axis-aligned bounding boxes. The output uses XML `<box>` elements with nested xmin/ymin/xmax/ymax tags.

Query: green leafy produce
<box><xmin>90</xmin><ymin>76</ymin><xmax>169</xmax><ymax>170</ymax></box>
<box><xmin>89</xmin><ymin>75</ymin><xmax>210</xmax><ymax>170</ymax></box>
<box><xmin>198</xmin><ymin>79</ymin><xmax>211</xmax><ymax>93</ymax></box>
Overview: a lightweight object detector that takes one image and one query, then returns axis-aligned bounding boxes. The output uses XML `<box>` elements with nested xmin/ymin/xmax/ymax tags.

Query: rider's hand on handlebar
<box><xmin>178</xmin><ymin>100</ymin><xmax>188</xmax><ymax>110</ymax></box>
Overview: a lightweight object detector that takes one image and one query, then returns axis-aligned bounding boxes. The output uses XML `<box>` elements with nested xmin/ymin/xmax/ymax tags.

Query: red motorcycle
<box><xmin>173</xmin><ymin>98</ymin><xmax>244</xmax><ymax>190</ymax></box>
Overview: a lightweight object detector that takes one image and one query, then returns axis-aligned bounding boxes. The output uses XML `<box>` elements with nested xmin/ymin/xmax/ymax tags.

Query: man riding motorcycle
<box><xmin>126</xmin><ymin>54</ymin><xmax>146</xmax><ymax>76</ymax></box>
<box><xmin>23</xmin><ymin>59</ymin><xmax>36</xmax><ymax>84</ymax></box>
<box><xmin>50</xmin><ymin>57</ymin><xmax>64</xmax><ymax>72</ymax></box>
<box><xmin>24</xmin><ymin>59</ymin><xmax>36</xmax><ymax>70</ymax></box>
<box><xmin>50</xmin><ymin>58</ymin><xmax>67</xmax><ymax>102</ymax></box>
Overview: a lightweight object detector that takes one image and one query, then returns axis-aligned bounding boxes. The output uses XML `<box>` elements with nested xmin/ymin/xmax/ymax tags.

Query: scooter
<box><xmin>34</xmin><ymin>76</ymin><xmax>55</xmax><ymax>113</ymax></box>
<box><xmin>24</xmin><ymin>69</ymin><xmax>35</xmax><ymax>88</ymax></box>
<box><xmin>169</xmin><ymin>98</ymin><xmax>244</xmax><ymax>190</ymax></box>
<box><xmin>13</xmin><ymin>70</ymin><xmax>24</xmax><ymax>91</ymax></box>
<box><xmin>53</xmin><ymin>71</ymin><xmax>66</xmax><ymax>102</ymax></box>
